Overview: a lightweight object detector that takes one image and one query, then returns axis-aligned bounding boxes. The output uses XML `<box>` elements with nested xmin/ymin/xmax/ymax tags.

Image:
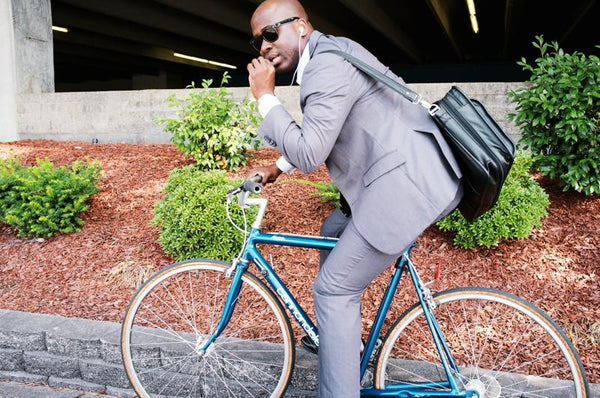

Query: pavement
<box><xmin>3</xmin><ymin>378</ymin><xmax>600</xmax><ymax>398</ymax></box>
<box><xmin>0</xmin><ymin>380</ymin><xmax>118</xmax><ymax>398</ymax></box>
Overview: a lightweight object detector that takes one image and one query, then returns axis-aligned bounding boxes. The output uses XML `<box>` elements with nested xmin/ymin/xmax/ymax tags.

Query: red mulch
<box><xmin>0</xmin><ymin>140</ymin><xmax>598</xmax><ymax>383</ymax></box>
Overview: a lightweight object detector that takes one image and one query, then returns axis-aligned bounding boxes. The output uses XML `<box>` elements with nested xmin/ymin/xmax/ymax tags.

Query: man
<box><xmin>246</xmin><ymin>1</ymin><xmax>463</xmax><ymax>396</ymax></box>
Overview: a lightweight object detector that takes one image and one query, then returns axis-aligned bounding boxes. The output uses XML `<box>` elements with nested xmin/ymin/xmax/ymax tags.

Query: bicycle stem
<box><xmin>244</xmin><ymin>197</ymin><xmax>268</xmax><ymax>229</ymax></box>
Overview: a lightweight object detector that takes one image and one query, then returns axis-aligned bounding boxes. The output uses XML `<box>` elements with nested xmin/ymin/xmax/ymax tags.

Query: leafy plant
<box><xmin>152</xmin><ymin>166</ymin><xmax>257</xmax><ymax>261</ymax></box>
<box><xmin>286</xmin><ymin>179</ymin><xmax>340</xmax><ymax>207</ymax></box>
<box><xmin>508</xmin><ymin>36</ymin><xmax>600</xmax><ymax>194</ymax></box>
<box><xmin>155</xmin><ymin>72</ymin><xmax>261</xmax><ymax>171</ymax></box>
<box><xmin>0</xmin><ymin>155</ymin><xmax>101</xmax><ymax>237</ymax></box>
<box><xmin>437</xmin><ymin>151</ymin><xmax>550</xmax><ymax>249</ymax></box>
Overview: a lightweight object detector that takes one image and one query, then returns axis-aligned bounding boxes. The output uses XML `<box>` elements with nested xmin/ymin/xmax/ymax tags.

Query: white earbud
<box><xmin>299</xmin><ymin>27</ymin><xmax>305</xmax><ymax>36</ymax></box>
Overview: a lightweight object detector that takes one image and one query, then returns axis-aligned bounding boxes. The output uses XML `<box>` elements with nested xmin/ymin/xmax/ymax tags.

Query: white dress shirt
<box><xmin>258</xmin><ymin>42</ymin><xmax>311</xmax><ymax>173</ymax></box>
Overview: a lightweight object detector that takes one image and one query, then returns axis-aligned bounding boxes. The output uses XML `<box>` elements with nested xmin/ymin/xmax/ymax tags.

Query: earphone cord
<box><xmin>290</xmin><ymin>31</ymin><xmax>302</xmax><ymax>86</ymax></box>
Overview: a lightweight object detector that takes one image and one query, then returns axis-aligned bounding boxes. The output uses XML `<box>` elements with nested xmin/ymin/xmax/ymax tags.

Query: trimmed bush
<box><xmin>152</xmin><ymin>166</ymin><xmax>257</xmax><ymax>261</ymax></box>
<box><xmin>508</xmin><ymin>36</ymin><xmax>600</xmax><ymax>195</ymax></box>
<box><xmin>155</xmin><ymin>72</ymin><xmax>261</xmax><ymax>171</ymax></box>
<box><xmin>0</xmin><ymin>156</ymin><xmax>101</xmax><ymax>237</ymax></box>
<box><xmin>436</xmin><ymin>151</ymin><xmax>550</xmax><ymax>249</ymax></box>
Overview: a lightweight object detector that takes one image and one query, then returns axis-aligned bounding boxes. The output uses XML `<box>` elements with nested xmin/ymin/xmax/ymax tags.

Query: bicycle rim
<box><xmin>121</xmin><ymin>259</ymin><xmax>295</xmax><ymax>398</ymax></box>
<box><xmin>375</xmin><ymin>287</ymin><xmax>589</xmax><ymax>397</ymax></box>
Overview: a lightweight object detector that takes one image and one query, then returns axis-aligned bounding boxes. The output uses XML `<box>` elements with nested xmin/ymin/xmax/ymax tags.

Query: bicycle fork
<box><xmin>195</xmin><ymin>259</ymin><xmax>248</xmax><ymax>355</ymax></box>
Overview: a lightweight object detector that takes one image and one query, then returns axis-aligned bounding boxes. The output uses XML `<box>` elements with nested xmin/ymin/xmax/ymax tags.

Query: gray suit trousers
<box><xmin>319</xmin><ymin>207</ymin><xmax>351</xmax><ymax>267</ymax></box>
<box><xmin>313</xmin><ymin>220</ymin><xmax>399</xmax><ymax>397</ymax></box>
<box><xmin>314</xmin><ymin>185</ymin><xmax>463</xmax><ymax>397</ymax></box>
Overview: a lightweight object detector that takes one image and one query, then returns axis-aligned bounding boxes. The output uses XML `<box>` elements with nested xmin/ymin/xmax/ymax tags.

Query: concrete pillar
<box><xmin>12</xmin><ymin>0</ymin><xmax>54</xmax><ymax>94</ymax></box>
<box><xmin>0</xmin><ymin>0</ymin><xmax>54</xmax><ymax>142</ymax></box>
<box><xmin>0</xmin><ymin>0</ymin><xmax>18</xmax><ymax>141</ymax></box>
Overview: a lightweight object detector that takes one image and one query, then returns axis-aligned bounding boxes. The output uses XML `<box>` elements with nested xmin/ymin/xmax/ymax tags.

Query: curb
<box><xmin>0</xmin><ymin>379</ymin><xmax>120</xmax><ymax>398</ymax></box>
<box><xmin>0</xmin><ymin>309</ymin><xmax>319</xmax><ymax>397</ymax></box>
<box><xmin>0</xmin><ymin>309</ymin><xmax>139</xmax><ymax>397</ymax></box>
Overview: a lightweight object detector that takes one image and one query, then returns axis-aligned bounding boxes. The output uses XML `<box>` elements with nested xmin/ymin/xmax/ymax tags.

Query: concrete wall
<box><xmin>17</xmin><ymin>82</ymin><xmax>525</xmax><ymax>145</ymax></box>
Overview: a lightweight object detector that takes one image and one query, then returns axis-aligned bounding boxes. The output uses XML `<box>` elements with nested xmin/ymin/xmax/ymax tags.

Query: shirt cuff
<box><xmin>258</xmin><ymin>94</ymin><xmax>281</xmax><ymax>118</ymax></box>
<box><xmin>276</xmin><ymin>156</ymin><xmax>296</xmax><ymax>173</ymax></box>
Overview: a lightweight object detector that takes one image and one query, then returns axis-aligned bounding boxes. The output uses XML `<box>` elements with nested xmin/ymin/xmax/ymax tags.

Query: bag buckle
<box><xmin>428</xmin><ymin>104</ymin><xmax>440</xmax><ymax>116</ymax></box>
<box><xmin>416</xmin><ymin>98</ymin><xmax>437</xmax><ymax>115</ymax></box>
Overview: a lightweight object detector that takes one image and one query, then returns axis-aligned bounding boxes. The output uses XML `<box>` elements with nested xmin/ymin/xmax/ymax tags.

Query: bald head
<box><xmin>249</xmin><ymin>0</ymin><xmax>313</xmax><ymax>73</ymax></box>
<box><xmin>251</xmin><ymin>0</ymin><xmax>309</xmax><ymax>29</ymax></box>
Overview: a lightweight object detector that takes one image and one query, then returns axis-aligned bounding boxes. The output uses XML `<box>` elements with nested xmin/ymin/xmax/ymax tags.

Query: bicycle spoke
<box><xmin>138</xmin><ymin>305</ymin><xmax>196</xmax><ymax>351</ymax></box>
<box><xmin>149</xmin><ymin>286</ymin><xmax>198</xmax><ymax>334</ymax></box>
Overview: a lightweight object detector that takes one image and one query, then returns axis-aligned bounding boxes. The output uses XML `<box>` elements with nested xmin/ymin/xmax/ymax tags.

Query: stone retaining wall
<box><xmin>0</xmin><ymin>309</ymin><xmax>137</xmax><ymax>397</ymax></box>
<box><xmin>0</xmin><ymin>309</ymin><xmax>318</xmax><ymax>397</ymax></box>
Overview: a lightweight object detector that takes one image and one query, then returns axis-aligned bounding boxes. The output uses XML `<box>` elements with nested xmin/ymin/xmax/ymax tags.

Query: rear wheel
<box><xmin>375</xmin><ymin>287</ymin><xmax>589</xmax><ymax>397</ymax></box>
<box><xmin>121</xmin><ymin>259</ymin><xmax>295</xmax><ymax>397</ymax></box>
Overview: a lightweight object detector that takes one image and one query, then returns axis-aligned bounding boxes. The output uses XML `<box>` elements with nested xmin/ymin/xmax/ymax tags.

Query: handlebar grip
<box><xmin>242</xmin><ymin>179</ymin><xmax>263</xmax><ymax>194</ymax></box>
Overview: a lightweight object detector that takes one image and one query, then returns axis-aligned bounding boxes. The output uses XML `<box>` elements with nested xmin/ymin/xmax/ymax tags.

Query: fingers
<box><xmin>245</xmin><ymin>166</ymin><xmax>279</xmax><ymax>185</ymax></box>
<box><xmin>255</xmin><ymin>172</ymin><xmax>267</xmax><ymax>184</ymax></box>
<box><xmin>245</xmin><ymin>169</ymin><xmax>266</xmax><ymax>184</ymax></box>
<box><xmin>247</xmin><ymin>57</ymin><xmax>261</xmax><ymax>70</ymax></box>
<box><xmin>247</xmin><ymin>57</ymin><xmax>274</xmax><ymax>72</ymax></box>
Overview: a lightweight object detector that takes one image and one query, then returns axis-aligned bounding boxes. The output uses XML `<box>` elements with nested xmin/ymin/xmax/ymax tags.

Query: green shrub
<box><xmin>437</xmin><ymin>151</ymin><xmax>550</xmax><ymax>249</ymax></box>
<box><xmin>152</xmin><ymin>166</ymin><xmax>257</xmax><ymax>261</ymax></box>
<box><xmin>0</xmin><ymin>156</ymin><xmax>101</xmax><ymax>237</ymax></box>
<box><xmin>155</xmin><ymin>72</ymin><xmax>261</xmax><ymax>171</ymax></box>
<box><xmin>508</xmin><ymin>36</ymin><xmax>600</xmax><ymax>195</ymax></box>
<box><xmin>286</xmin><ymin>179</ymin><xmax>340</xmax><ymax>207</ymax></box>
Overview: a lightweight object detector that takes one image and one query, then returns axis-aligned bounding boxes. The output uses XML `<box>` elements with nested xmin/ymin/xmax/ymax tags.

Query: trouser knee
<box><xmin>312</xmin><ymin>274</ymin><xmax>328</xmax><ymax>299</ymax></box>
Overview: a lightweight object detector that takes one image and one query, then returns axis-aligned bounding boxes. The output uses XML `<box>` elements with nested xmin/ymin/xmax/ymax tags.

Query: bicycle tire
<box><xmin>121</xmin><ymin>259</ymin><xmax>295</xmax><ymax>398</ymax></box>
<box><xmin>374</xmin><ymin>287</ymin><xmax>589</xmax><ymax>398</ymax></box>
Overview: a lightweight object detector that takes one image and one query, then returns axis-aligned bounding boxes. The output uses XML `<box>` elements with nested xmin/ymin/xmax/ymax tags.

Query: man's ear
<box><xmin>299</xmin><ymin>21</ymin><xmax>307</xmax><ymax>36</ymax></box>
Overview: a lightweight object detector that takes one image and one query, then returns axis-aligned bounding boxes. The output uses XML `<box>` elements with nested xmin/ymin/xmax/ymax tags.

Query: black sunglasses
<box><xmin>250</xmin><ymin>16</ymin><xmax>300</xmax><ymax>52</ymax></box>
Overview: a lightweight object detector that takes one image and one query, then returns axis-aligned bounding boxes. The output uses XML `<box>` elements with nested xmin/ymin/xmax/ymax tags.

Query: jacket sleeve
<box><xmin>258</xmin><ymin>53</ymin><xmax>365</xmax><ymax>173</ymax></box>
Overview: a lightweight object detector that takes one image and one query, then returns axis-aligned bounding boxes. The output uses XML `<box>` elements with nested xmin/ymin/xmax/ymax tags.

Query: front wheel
<box><xmin>375</xmin><ymin>287</ymin><xmax>589</xmax><ymax>398</ymax></box>
<box><xmin>121</xmin><ymin>259</ymin><xmax>295</xmax><ymax>398</ymax></box>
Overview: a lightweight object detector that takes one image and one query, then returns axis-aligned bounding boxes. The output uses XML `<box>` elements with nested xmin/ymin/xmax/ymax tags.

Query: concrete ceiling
<box><xmin>50</xmin><ymin>0</ymin><xmax>599</xmax><ymax>89</ymax></box>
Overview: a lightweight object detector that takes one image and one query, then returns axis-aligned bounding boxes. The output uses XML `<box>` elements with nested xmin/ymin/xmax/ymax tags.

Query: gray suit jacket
<box><xmin>259</xmin><ymin>32</ymin><xmax>462</xmax><ymax>254</ymax></box>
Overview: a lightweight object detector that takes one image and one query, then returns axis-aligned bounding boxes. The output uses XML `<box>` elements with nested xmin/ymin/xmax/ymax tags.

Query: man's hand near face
<box><xmin>247</xmin><ymin>57</ymin><xmax>276</xmax><ymax>100</ymax></box>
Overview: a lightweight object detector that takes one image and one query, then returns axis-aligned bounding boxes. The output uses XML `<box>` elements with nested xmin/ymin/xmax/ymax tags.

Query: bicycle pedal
<box><xmin>300</xmin><ymin>335</ymin><xmax>318</xmax><ymax>354</ymax></box>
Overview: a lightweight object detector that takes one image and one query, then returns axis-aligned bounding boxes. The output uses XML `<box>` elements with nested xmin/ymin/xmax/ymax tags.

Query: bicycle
<box><xmin>121</xmin><ymin>177</ymin><xmax>590</xmax><ymax>397</ymax></box>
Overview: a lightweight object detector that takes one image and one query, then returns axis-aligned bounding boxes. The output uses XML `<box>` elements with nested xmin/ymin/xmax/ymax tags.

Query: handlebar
<box><xmin>227</xmin><ymin>175</ymin><xmax>263</xmax><ymax>196</ymax></box>
<box><xmin>241</xmin><ymin>175</ymin><xmax>263</xmax><ymax>194</ymax></box>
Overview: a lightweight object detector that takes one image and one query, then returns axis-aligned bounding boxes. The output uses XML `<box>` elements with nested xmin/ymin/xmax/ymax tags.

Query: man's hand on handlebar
<box><xmin>245</xmin><ymin>163</ymin><xmax>283</xmax><ymax>185</ymax></box>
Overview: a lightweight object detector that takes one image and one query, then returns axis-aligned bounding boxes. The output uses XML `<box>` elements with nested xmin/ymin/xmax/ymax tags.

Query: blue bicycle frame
<box><xmin>201</xmin><ymin>225</ymin><xmax>474</xmax><ymax>397</ymax></box>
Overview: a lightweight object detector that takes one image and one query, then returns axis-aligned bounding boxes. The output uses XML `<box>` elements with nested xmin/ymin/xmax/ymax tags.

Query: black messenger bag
<box><xmin>323</xmin><ymin>49</ymin><xmax>516</xmax><ymax>222</ymax></box>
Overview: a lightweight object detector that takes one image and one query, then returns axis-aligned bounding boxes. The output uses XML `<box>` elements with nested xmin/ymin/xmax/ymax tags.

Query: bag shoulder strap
<box><xmin>322</xmin><ymin>49</ymin><xmax>432</xmax><ymax>110</ymax></box>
